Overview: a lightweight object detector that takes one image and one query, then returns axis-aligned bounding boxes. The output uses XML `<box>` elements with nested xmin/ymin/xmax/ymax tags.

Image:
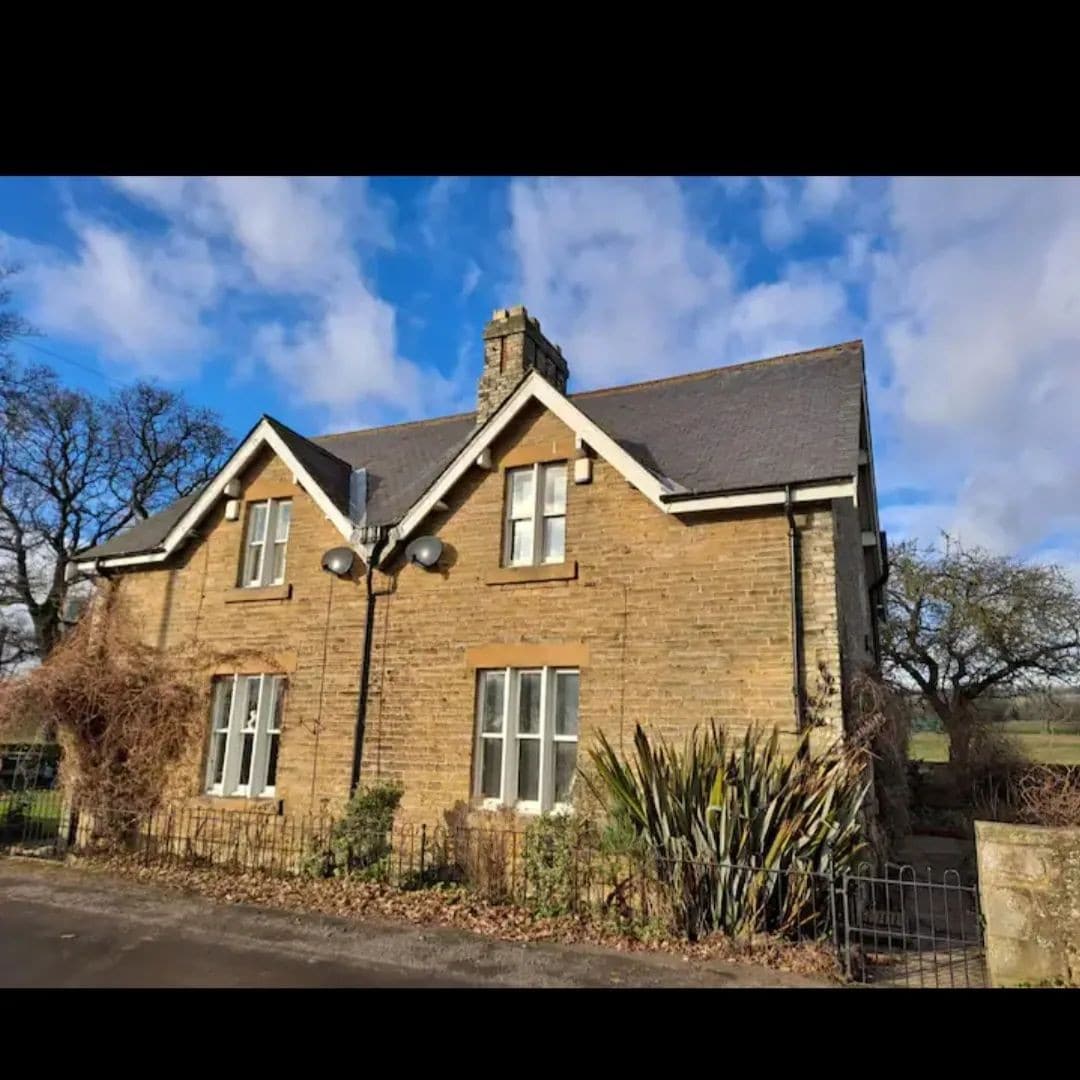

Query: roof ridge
<box><xmin>314</xmin><ymin>409</ymin><xmax>476</xmax><ymax>441</ymax></box>
<box><xmin>570</xmin><ymin>340</ymin><xmax>864</xmax><ymax>401</ymax></box>
<box><xmin>309</xmin><ymin>340</ymin><xmax>863</xmax><ymax>441</ymax></box>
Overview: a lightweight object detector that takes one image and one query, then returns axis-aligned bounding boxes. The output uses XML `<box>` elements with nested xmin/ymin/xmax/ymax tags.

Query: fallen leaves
<box><xmin>67</xmin><ymin>853</ymin><xmax>842</xmax><ymax>980</ymax></box>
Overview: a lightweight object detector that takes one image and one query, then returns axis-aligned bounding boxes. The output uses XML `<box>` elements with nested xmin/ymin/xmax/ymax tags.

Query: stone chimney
<box><xmin>477</xmin><ymin>306</ymin><xmax>568</xmax><ymax>424</ymax></box>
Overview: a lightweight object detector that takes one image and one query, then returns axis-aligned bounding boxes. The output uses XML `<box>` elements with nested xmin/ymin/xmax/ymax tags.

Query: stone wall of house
<box><xmin>111</xmin><ymin>447</ymin><xmax>368</xmax><ymax>818</ymax></box>
<box><xmin>831</xmin><ymin>497</ymin><xmax>876</xmax><ymax>726</ymax></box>
<box><xmin>975</xmin><ymin>820</ymin><xmax>1080</xmax><ymax>987</ymax></box>
<box><xmin>104</xmin><ymin>400</ymin><xmax>853</xmax><ymax>829</ymax></box>
<box><xmin>364</xmin><ymin>401</ymin><xmax>846</xmax><ymax>825</ymax></box>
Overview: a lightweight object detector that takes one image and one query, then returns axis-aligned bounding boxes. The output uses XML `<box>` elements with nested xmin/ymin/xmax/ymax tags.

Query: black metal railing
<box><xmin>840</xmin><ymin>862</ymin><xmax>986</xmax><ymax>987</ymax></box>
<box><xmin>0</xmin><ymin>792</ymin><xmax>987</xmax><ymax>987</ymax></box>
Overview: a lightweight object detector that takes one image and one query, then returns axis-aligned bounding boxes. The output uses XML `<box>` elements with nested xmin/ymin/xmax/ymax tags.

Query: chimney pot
<box><xmin>476</xmin><ymin>305</ymin><xmax>568</xmax><ymax>424</ymax></box>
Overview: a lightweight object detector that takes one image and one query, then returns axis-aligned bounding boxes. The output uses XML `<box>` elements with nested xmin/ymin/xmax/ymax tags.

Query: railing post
<box><xmin>841</xmin><ymin>872</ymin><xmax>853</xmax><ymax>980</ymax></box>
<box><xmin>420</xmin><ymin>823</ymin><xmax>427</xmax><ymax>882</ymax></box>
<box><xmin>826</xmin><ymin>850</ymin><xmax>840</xmax><ymax>954</ymax></box>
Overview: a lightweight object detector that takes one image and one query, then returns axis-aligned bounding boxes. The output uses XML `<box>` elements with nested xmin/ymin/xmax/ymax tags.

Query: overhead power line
<box><xmin>15</xmin><ymin>338</ymin><xmax>127</xmax><ymax>388</ymax></box>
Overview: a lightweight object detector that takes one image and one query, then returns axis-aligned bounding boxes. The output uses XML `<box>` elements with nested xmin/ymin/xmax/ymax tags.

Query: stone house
<box><xmin>73</xmin><ymin>306</ymin><xmax>886</xmax><ymax>825</ymax></box>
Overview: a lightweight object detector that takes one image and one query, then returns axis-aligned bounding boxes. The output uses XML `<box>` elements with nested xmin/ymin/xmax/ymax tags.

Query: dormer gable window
<box><xmin>242</xmin><ymin>498</ymin><xmax>292</xmax><ymax>587</ymax></box>
<box><xmin>503</xmin><ymin>463</ymin><xmax>566</xmax><ymax>567</ymax></box>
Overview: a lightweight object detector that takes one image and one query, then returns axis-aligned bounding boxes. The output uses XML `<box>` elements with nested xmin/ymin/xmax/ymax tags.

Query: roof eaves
<box><xmin>659</xmin><ymin>473</ymin><xmax>857</xmax><ymax>503</ymax></box>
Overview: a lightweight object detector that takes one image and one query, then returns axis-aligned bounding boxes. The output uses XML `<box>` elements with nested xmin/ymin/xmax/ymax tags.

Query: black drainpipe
<box><xmin>868</xmin><ymin>530</ymin><xmax>889</xmax><ymax>666</ymax></box>
<box><xmin>350</xmin><ymin>531</ymin><xmax>389</xmax><ymax>794</ymax></box>
<box><xmin>784</xmin><ymin>486</ymin><xmax>803</xmax><ymax>731</ymax></box>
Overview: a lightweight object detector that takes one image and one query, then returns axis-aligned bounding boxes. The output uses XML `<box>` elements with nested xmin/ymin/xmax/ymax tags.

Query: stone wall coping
<box><xmin>975</xmin><ymin>819</ymin><xmax>1080</xmax><ymax>844</ymax></box>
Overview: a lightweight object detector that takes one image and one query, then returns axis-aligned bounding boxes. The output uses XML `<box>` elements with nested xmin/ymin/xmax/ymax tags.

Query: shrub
<box><xmin>522</xmin><ymin>813</ymin><xmax>597</xmax><ymax>917</ymax></box>
<box><xmin>430</xmin><ymin>804</ymin><xmax>519</xmax><ymax>902</ymax></box>
<box><xmin>0</xmin><ymin>790</ymin><xmax>32</xmax><ymax>831</ymax></box>
<box><xmin>1017</xmin><ymin>765</ymin><xmax>1080</xmax><ymax>827</ymax></box>
<box><xmin>969</xmin><ymin>723</ymin><xmax>1031</xmax><ymax>823</ymax></box>
<box><xmin>587</xmin><ymin>723</ymin><xmax>871</xmax><ymax>941</ymax></box>
<box><xmin>849</xmin><ymin>671</ymin><xmax>912</xmax><ymax>856</ymax></box>
<box><xmin>0</xmin><ymin>586</ymin><xmax>281</xmax><ymax>841</ymax></box>
<box><xmin>302</xmin><ymin>780</ymin><xmax>404</xmax><ymax>880</ymax></box>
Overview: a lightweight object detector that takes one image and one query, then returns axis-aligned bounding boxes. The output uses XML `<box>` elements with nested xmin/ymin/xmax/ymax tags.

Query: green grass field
<box><xmin>909</xmin><ymin>731</ymin><xmax>1080</xmax><ymax>765</ymax></box>
<box><xmin>0</xmin><ymin>790</ymin><xmax>63</xmax><ymax>834</ymax></box>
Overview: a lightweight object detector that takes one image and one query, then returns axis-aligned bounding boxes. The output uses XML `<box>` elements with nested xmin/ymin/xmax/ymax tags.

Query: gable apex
<box><xmin>74</xmin><ymin>416</ymin><xmax>359</xmax><ymax>568</ymax></box>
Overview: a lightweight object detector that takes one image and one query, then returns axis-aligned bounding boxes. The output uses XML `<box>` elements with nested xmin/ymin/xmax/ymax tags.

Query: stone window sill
<box><xmin>484</xmin><ymin>561</ymin><xmax>578</xmax><ymax>586</ymax></box>
<box><xmin>224</xmin><ymin>584</ymin><xmax>292</xmax><ymax>603</ymax></box>
<box><xmin>195</xmin><ymin>794</ymin><xmax>283</xmax><ymax>813</ymax></box>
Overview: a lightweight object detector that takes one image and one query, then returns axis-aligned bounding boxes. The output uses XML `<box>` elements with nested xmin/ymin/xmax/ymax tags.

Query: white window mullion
<box><xmin>502</xmin><ymin>668</ymin><xmax>517</xmax><ymax>805</ymax></box>
<box><xmin>262</xmin><ymin>502</ymin><xmax>277</xmax><ymax>587</ymax></box>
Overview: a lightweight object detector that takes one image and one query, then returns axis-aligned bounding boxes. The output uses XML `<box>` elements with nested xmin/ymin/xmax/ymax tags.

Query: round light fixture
<box><xmin>405</xmin><ymin>535</ymin><xmax>443</xmax><ymax>569</ymax></box>
<box><xmin>321</xmin><ymin>546</ymin><xmax>355</xmax><ymax>576</ymax></box>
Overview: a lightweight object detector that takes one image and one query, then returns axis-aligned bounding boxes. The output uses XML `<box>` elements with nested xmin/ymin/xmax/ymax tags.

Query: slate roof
<box><xmin>77</xmin><ymin>490</ymin><xmax>203</xmax><ymax>559</ymax></box>
<box><xmin>313</xmin><ymin>413</ymin><xmax>477</xmax><ymax>526</ymax></box>
<box><xmin>75</xmin><ymin>341</ymin><xmax>865</xmax><ymax>560</ymax></box>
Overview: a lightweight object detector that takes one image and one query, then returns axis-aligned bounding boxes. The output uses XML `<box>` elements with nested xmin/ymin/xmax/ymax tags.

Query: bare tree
<box><xmin>881</xmin><ymin>534</ymin><xmax>1080</xmax><ymax>770</ymax></box>
<box><xmin>0</xmin><ymin>266</ymin><xmax>31</xmax><ymax>355</ymax></box>
<box><xmin>0</xmin><ymin>270</ymin><xmax>231</xmax><ymax>660</ymax></box>
<box><xmin>0</xmin><ymin>614</ymin><xmax>34</xmax><ymax>677</ymax></box>
<box><xmin>0</xmin><ymin>266</ymin><xmax>36</xmax><ymax>671</ymax></box>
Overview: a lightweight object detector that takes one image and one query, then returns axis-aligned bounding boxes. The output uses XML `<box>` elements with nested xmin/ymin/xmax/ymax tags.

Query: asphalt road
<box><xmin>0</xmin><ymin>859</ymin><xmax>830</xmax><ymax>989</ymax></box>
<box><xmin>0</xmin><ymin>895</ymin><xmax>472</xmax><ymax>988</ymax></box>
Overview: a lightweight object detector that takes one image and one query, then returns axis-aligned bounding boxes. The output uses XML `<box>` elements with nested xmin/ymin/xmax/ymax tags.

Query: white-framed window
<box><xmin>503</xmin><ymin>462</ymin><xmax>567</xmax><ymax>567</ymax></box>
<box><xmin>242</xmin><ymin>499</ymin><xmax>292</xmax><ymax>587</ymax></box>
<box><xmin>474</xmin><ymin>667</ymin><xmax>579</xmax><ymax>812</ymax></box>
<box><xmin>204</xmin><ymin>674</ymin><xmax>286</xmax><ymax>798</ymax></box>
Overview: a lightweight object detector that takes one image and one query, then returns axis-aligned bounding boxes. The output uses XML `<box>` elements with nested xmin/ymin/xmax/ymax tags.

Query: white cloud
<box><xmin>8</xmin><ymin>173</ymin><xmax>1080</xmax><ymax>570</ymax></box>
<box><xmin>254</xmin><ymin>279</ymin><xmax>454</xmax><ymax>420</ymax></box>
<box><xmin>7</xmin><ymin>177</ymin><xmax>433</xmax><ymax>419</ymax></box>
<box><xmin>507</xmin><ymin>175</ymin><xmax>1080</xmax><ymax>567</ymax></box>
<box><xmin>870</xmin><ymin>178</ymin><xmax>1080</xmax><ymax>556</ymax></box>
<box><xmin>461</xmin><ymin>259</ymin><xmax>482</xmax><ymax>299</ymax></box>
<box><xmin>111</xmin><ymin>176</ymin><xmax>392</xmax><ymax>292</ymax></box>
<box><xmin>6</xmin><ymin>217</ymin><xmax>220</xmax><ymax>373</ymax></box>
<box><xmin>760</xmin><ymin>176</ymin><xmax>853</xmax><ymax>248</ymax></box>
<box><xmin>507</xmin><ymin>177</ymin><xmax>855</xmax><ymax>389</ymax></box>
<box><xmin>421</xmin><ymin>177</ymin><xmax>467</xmax><ymax>249</ymax></box>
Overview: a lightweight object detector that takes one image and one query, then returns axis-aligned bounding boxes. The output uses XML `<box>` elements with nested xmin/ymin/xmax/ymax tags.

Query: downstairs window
<box><xmin>205</xmin><ymin>674</ymin><xmax>285</xmax><ymax>798</ymax></box>
<box><xmin>474</xmin><ymin>667</ymin><xmax>579</xmax><ymax>812</ymax></box>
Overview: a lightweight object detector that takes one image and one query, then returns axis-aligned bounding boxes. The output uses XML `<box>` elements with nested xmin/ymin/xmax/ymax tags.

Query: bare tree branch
<box><xmin>0</xmin><ymin>277</ymin><xmax>230</xmax><ymax>664</ymax></box>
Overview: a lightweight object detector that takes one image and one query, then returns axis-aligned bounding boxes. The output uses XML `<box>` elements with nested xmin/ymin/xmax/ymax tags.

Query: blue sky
<box><xmin>1</xmin><ymin>176</ymin><xmax>1078</xmax><ymax>574</ymax></box>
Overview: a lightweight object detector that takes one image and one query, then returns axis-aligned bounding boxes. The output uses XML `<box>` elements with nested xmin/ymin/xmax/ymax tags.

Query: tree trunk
<box><xmin>30</xmin><ymin>603</ymin><xmax>61</xmax><ymax>659</ymax></box>
<box><xmin>945</xmin><ymin>711</ymin><xmax>976</xmax><ymax>773</ymax></box>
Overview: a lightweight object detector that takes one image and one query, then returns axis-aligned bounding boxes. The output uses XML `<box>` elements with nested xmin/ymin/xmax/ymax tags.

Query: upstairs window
<box><xmin>242</xmin><ymin>499</ymin><xmax>292</xmax><ymax>587</ymax></box>
<box><xmin>504</xmin><ymin>463</ymin><xmax>567</xmax><ymax>567</ymax></box>
<box><xmin>474</xmin><ymin>667</ymin><xmax>579</xmax><ymax>812</ymax></box>
<box><xmin>205</xmin><ymin>674</ymin><xmax>285</xmax><ymax>798</ymax></box>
